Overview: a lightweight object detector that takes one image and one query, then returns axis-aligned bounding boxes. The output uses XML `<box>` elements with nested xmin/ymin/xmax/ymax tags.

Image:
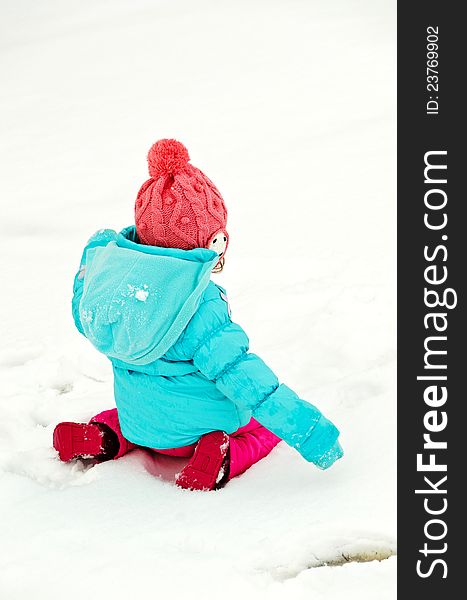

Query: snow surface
<box><xmin>0</xmin><ymin>0</ymin><xmax>396</xmax><ymax>598</ymax></box>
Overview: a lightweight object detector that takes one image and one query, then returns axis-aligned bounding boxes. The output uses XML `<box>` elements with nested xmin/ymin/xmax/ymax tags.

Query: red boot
<box><xmin>175</xmin><ymin>431</ymin><xmax>230</xmax><ymax>491</ymax></box>
<box><xmin>53</xmin><ymin>422</ymin><xmax>118</xmax><ymax>462</ymax></box>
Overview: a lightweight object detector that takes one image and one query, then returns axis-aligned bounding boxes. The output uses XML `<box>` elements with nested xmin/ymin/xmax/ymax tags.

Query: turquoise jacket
<box><xmin>72</xmin><ymin>226</ymin><xmax>343</xmax><ymax>469</ymax></box>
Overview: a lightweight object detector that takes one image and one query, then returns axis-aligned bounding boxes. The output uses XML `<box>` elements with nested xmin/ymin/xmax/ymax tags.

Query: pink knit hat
<box><xmin>135</xmin><ymin>139</ymin><xmax>228</xmax><ymax>255</ymax></box>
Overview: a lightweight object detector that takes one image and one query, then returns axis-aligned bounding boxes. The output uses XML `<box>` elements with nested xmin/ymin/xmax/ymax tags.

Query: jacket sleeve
<box><xmin>180</xmin><ymin>289</ymin><xmax>343</xmax><ymax>469</ymax></box>
<box><xmin>72</xmin><ymin>229</ymin><xmax>118</xmax><ymax>335</ymax></box>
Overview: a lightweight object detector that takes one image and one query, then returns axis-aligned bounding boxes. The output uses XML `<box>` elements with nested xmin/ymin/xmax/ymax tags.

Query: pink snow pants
<box><xmin>90</xmin><ymin>409</ymin><xmax>281</xmax><ymax>479</ymax></box>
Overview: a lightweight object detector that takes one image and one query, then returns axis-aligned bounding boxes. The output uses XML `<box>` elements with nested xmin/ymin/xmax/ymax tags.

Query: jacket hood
<box><xmin>79</xmin><ymin>226</ymin><xmax>219</xmax><ymax>365</ymax></box>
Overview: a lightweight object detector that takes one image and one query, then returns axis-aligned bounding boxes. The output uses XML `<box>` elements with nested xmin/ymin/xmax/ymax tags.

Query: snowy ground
<box><xmin>0</xmin><ymin>1</ymin><xmax>396</xmax><ymax>598</ymax></box>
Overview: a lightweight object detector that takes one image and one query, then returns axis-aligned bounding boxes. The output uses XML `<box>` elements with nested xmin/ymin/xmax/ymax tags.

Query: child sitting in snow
<box><xmin>53</xmin><ymin>139</ymin><xmax>343</xmax><ymax>490</ymax></box>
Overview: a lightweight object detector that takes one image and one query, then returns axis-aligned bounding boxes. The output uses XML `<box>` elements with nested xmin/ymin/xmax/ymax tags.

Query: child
<box><xmin>53</xmin><ymin>139</ymin><xmax>343</xmax><ymax>490</ymax></box>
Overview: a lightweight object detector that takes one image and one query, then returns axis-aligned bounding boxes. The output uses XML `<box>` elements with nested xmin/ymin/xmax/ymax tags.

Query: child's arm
<box><xmin>180</xmin><ymin>288</ymin><xmax>343</xmax><ymax>469</ymax></box>
<box><xmin>71</xmin><ymin>229</ymin><xmax>118</xmax><ymax>335</ymax></box>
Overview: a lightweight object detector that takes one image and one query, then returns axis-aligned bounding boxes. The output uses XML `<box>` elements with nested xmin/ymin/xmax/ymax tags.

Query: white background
<box><xmin>0</xmin><ymin>1</ymin><xmax>396</xmax><ymax>598</ymax></box>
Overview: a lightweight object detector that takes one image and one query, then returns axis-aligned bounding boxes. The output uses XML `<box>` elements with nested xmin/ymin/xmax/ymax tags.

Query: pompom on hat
<box><xmin>135</xmin><ymin>139</ymin><xmax>228</xmax><ymax>256</ymax></box>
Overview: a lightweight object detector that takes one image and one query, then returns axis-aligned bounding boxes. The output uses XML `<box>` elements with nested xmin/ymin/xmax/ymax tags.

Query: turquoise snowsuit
<box><xmin>72</xmin><ymin>226</ymin><xmax>343</xmax><ymax>469</ymax></box>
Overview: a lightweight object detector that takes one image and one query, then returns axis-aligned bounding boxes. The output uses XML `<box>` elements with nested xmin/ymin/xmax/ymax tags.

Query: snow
<box><xmin>127</xmin><ymin>284</ymin><xmax>149</xmax><ymax>301</ymax></box>
<box><xmin>0</xmin><ymin>0</ymin><xmax>396</xmax><ymax>598</ymax></box>
<box><xmin>135</xmin><ymin>289</ymin><xmax>149</xmax><ymax>301</ymax></box>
